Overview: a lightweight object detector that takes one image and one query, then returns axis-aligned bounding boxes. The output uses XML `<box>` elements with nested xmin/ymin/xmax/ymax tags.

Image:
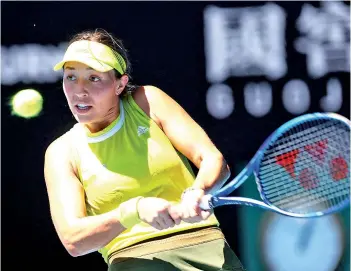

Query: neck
<box><xmin>84</xmin><ymin>103</ymin><xmax>120</xmax><ymax>134</ymax></box>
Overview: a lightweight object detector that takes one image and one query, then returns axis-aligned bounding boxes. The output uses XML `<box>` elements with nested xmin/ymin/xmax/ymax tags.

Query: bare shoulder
<box><xmin>45</xmin><ymin>133</ymin><xmax>71</xmax><ymax>159</ymax></box>
<box><xmin>132</xmin><ymin>85</ymin><xmax>167</xmax><ymax>107</ymax></box>
<box><xmin>132</xmin><ymin>85</ymin><xmax>169</xmax><ymax>127</ymax></box>
<box><xmin>44</xmin><ymin>130</ymin><xmax>76</xmax><ymax>173</ymax></box>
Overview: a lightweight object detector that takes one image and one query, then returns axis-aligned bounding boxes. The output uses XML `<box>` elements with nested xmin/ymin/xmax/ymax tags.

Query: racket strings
<box><xmin>262</xmin><ymin>129</ymin><xmax>348</xmax><ymax>164</ymax></box>
<box><xmin>264</xmin><ymin>176</ymin><xmax>349</xmax><ymax>212</ymax></box>
<box><xmin>281</xmin><ymin>190</ymin><xmax>348</xmax><ymax>212</ymax></box>
<box><xmin>268</xmin><ymin>181</ymin><xmax>349</xmax><ymax>209</ymax></box>
<box><xmin>262</xmin><ymin>136</ymin><xmax>349</xmax><ymax>200</ymax></box>
<box><xmin>264</xmin><ymin>151</ymin><xmax>349</xmax><ymax>209</ymax></box>
<box><xmin>272</xmin><ymin>166</ymin><xmax>349</xmax><ymax>210</ymax></box>
<box><xmin>264</xmin><ymin>122</ymin><xmax>345</xmax><ymax>159</ymax></box>
<box><xmin>258</xmin><ymin>119</ymin><xmax>350</xmax><ymax>213</ymax></box>
<box><xmin>263</xmin><ymin>176</ymin><xmax>349</xmax><ymax>212</ymax></box>
<box><xmin>261</xmin><ymin>137</ymin><xmax>349</xmax><ymax>189</ymax></box>
<box><xmin>260</xmin><ymin>133</ymin><xmax>348</xmax><ymax>178</ymax></box>
<box><xmin>263</xmin><ymin>172</ymin><xmax>349</xmax><ymax>198</ymax></box>
<box><xmin>261</xmin><ymin>120</ymin><xmax>348</xmax><ymax>180</ymax></box>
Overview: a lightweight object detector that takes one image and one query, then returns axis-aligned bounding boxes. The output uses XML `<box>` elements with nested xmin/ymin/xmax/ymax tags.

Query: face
<box><xmin>62</xmin><ymin>61</ymin><xmax>128</xmax><ymax>132</ymax></box>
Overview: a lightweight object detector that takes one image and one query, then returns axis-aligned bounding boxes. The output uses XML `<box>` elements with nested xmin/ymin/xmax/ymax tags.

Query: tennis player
<box><xmin>44</xmin><ymin>28</ymin><xmax>245</xmax><ymax>271</ymax></box>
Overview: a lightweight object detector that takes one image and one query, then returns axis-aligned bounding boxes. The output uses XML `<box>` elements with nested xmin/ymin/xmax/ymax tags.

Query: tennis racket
<box><xmin>200</xmin><ymin>113</ymin><xmax>350</xmax><ymax>218</ymax></box>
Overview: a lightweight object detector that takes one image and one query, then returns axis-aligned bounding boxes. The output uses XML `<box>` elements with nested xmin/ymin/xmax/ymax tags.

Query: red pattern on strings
<box><xmin>330</xmin><ymin>157</ymin><xmax>348</xmax><ymax>181</ymax></box>
<box><xmin>275</xmin><ymin>149</ymin><xmax>300</xmax><ymax>179</ymax></box>
<box><xmin>298</xmin><ymin>168</ymin><xmax>319</xmax><ymax>189</ymax></box>
<box><xmin>304</xmin><ymin>139</ymin><xmax>328</xmax><ymax>164</ymax></box>
<box><xmin>275</xmin><ymin>137</ymin><xmax>347</xmax><ymax>190</ymax></box>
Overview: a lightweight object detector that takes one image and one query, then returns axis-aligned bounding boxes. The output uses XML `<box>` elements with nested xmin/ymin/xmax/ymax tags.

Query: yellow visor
<box><xmin>53</xmin><ymin>40</ymin><xmax>126</xmax><ymax>75</ymax></box>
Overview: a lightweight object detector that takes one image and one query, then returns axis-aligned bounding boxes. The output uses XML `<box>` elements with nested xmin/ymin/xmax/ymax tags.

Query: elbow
<box><xmin>211</xmin><ymin>149</ymin><xmax>224</xmax><ymax>161</ymax></box>
<box><xmin>53</xmin><ymin>219</ymin><xmax>94</xmax><ymax>257</ymax></box>
<box><xmin>203</xmin><ymin>150</ymin><xmax>230</xmax><ymax>176</ymax></box>
<box><xmin>222</xmin><ymin>158</ymin><xmax>231</xmax><ymax>180</ymax></box>
<box><xmin>61</xmin><ymin>232</ymin><xmax>101</xmax><ymax>257</ymax></box>
<box><xmin>211</xmin><ymin>152</ymin><xmax>231</xmax><ymax>184</ymax></box>
<box><xmin>60</xmin><ymin>229</ymin><xmax>88</xmax><ymax>257</ymax></box>
<box><xmin>212</xmin><ymin>152</ymin><xmax>230</xmax><ymax>176</ymax></box>
<box><xmin>210</xmin><ymin>154</ymin><xmax>231</xmax><ymax>194</ymax></box>
<box><xmin>65</xmin><ymin>243</ymin><xmax>80</xmax><ymax>257</ymax></box>
<box><xmin>62</xmin><ymin>236</ymin><xmax>81</xmax><ymax>257</ymax></box>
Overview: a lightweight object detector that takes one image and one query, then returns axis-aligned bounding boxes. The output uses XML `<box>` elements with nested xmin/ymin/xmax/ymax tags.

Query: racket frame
<box><xmin>202</xmin><ymin>113</ymin><xmax>350</xmax><ymax>218</ymax></box>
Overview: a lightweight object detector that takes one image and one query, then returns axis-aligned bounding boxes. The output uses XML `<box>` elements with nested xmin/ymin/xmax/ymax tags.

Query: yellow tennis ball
<box><xmin>10</xmin><ymin>89</ymin><xmax>43</xmax><ymax>119</ymax></box>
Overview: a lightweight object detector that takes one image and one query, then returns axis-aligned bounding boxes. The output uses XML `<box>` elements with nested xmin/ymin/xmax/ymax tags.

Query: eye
<box><xmin>66</xmin><ymin>75</ymin><xmax>76</xmax><ymax>81</ymax></box>
<box><xmin>90</xmin><ymin>76</ymin><xmax>101</xmax><ymax>82</ymax></box>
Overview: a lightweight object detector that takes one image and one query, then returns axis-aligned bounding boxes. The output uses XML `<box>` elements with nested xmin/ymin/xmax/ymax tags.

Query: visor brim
<box><xmin>53</xmin><ymin>57</ymin><xmax>114</xmax><ymax>73</ymax></box>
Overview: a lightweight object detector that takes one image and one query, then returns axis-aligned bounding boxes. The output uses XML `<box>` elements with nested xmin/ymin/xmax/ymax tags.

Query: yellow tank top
<box><xmin>68</xmin><ymin>93</ymin><xmax>219</xmax><ymax>263</ymax></box>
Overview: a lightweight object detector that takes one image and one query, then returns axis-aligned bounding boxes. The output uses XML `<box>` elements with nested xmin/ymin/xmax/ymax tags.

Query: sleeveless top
<box><xmin>67</xmin><ymin>93</ymin><xmax>219</xmax><ymax>262</ymax></box>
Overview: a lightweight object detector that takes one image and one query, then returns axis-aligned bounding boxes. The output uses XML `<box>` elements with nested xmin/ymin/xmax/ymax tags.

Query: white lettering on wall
<box><xmin>282</xmin><ymin>79</ymin><xmax>311</xmax><ymax>115</ymax></box>
<box><xmin>295</xmin><ymin>2</ymin><xmax>350</xmax><ymax>78</ymax></box>
<box><xmin>244</xmin><ymin>82</ymin><xmax>272</xmax><ymax>117</ymax></box>
<box><xmin>1</xmin><ymin>43</ymin><xmax>67</xmax><ymax>85</ymax></box>
<box><xmin>204</xmin><ymin>3</ymin><xmax>287</xmax><ymax>83</ymax></box>
<box><xmin>206</xmin><ymin>83</ymin><xmax>234</xmax><ymax>119</ymax></box>
<box><xmin>320</xmin><ymin>78</ymin><xmax>343</xmax><ymax>112</ymax></box>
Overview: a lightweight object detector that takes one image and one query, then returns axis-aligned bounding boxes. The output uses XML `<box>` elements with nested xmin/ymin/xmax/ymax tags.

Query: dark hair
<box><xmin>68</xmin><ymin>28</ymin><xmax>138</xmax><ymax>96</ymax></box>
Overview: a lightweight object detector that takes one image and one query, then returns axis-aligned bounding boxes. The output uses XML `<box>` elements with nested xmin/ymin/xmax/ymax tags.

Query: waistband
<box><xmin>108</xmin><ymin>226</ymin><xmax>225</xmax><ymax>265</ymax></box>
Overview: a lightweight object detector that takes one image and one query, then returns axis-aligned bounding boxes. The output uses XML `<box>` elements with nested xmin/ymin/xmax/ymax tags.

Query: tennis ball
<box><xmin>10</xmin><ymin>89</ymin><xmax>43</xmax><ymax>119</ymax></box>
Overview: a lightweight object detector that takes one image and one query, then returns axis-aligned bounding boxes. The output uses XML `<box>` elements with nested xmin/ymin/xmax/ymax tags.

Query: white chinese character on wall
<box><xmin>295</xmin><ymin>1</ymin><xmax>350</xmax><ymax>78</ymax></box>
<box><xmin>204</xmin><ymin>3</ymin><xmax>287</xmax><ymax>83</ymax></box>
<box><xmin>1</xmin><ymin>43</ymin><xmax>67</xmax><ymax>85</ymax></box>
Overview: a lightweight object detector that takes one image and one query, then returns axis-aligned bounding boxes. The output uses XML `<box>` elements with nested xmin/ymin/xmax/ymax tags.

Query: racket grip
<box><xmin>199</xmin><ymin>194</ymin><xmax>213</xmax><ymax>210</ymax></box>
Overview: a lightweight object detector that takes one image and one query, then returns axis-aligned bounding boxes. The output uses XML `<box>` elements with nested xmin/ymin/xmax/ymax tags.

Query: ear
<box><xmin>115</xmin><ymin>75</ymin><xmax>129</xmax><ymax>96</ymax></box>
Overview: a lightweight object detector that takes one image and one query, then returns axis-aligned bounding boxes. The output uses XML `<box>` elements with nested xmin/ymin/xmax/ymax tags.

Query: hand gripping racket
<box><xmin>200</xmin><ymin>113</ymin><xmax>350</xmax><ymax>218</ymax></box>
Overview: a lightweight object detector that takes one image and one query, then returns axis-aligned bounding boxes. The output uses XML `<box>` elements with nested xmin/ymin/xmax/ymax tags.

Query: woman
<box><xmin>44</xmin><ymin>28</ymin><xmax>245</xmax><ymax>271</ymax></box>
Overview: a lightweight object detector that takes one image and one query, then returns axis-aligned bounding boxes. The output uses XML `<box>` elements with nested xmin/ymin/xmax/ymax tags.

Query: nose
<box><xmin>74</xmin><ymin>80</ymin><xmax>89</xmax><ymax>98</ymax></box>
<box><xmin>75</xmin><ymin>90</ymin><xmax>88</xmax><ymax>98</ymax></box>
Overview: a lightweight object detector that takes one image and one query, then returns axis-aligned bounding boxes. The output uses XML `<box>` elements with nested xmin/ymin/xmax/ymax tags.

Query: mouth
<box><xmin>75</xmin><ymin>104</ymin><xmax>92</xmax><ymax>113</ymax></box>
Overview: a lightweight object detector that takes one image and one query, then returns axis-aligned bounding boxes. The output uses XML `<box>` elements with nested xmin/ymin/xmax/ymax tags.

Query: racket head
<box><xmin>253</xmin><ymin>113</ymin><xmax>350</xmax><ymax>217</ymax></box>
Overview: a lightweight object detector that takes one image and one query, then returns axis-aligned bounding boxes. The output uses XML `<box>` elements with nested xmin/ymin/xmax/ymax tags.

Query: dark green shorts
<box><xmin>108</xmin><ymin>231</ymin><xmax>245</xmax><ymax>271</ymax></box>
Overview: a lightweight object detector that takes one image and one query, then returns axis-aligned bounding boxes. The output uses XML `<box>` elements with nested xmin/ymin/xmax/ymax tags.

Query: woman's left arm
<box><xmin>134</xmin><ymin>86</ymin><xmax>231</xmax><ymax>219</ymax></box>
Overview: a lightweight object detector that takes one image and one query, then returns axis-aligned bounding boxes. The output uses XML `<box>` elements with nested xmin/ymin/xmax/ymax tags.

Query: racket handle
<box><xmin>199</xmin><ymin>194</ymin><xmax>213</xmax><ymax>210</ymax></box>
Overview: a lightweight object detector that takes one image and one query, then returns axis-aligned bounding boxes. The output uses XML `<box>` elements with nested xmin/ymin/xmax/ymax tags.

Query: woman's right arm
<box><xmin>44</xmin><ymin>136</ymin><xmax>129</xmax><ymax>257</ymax></box>
<box><xmin>44</xmin><ymin>136</ymin><xmax>181</xmax><ymax>257</ymax></box>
